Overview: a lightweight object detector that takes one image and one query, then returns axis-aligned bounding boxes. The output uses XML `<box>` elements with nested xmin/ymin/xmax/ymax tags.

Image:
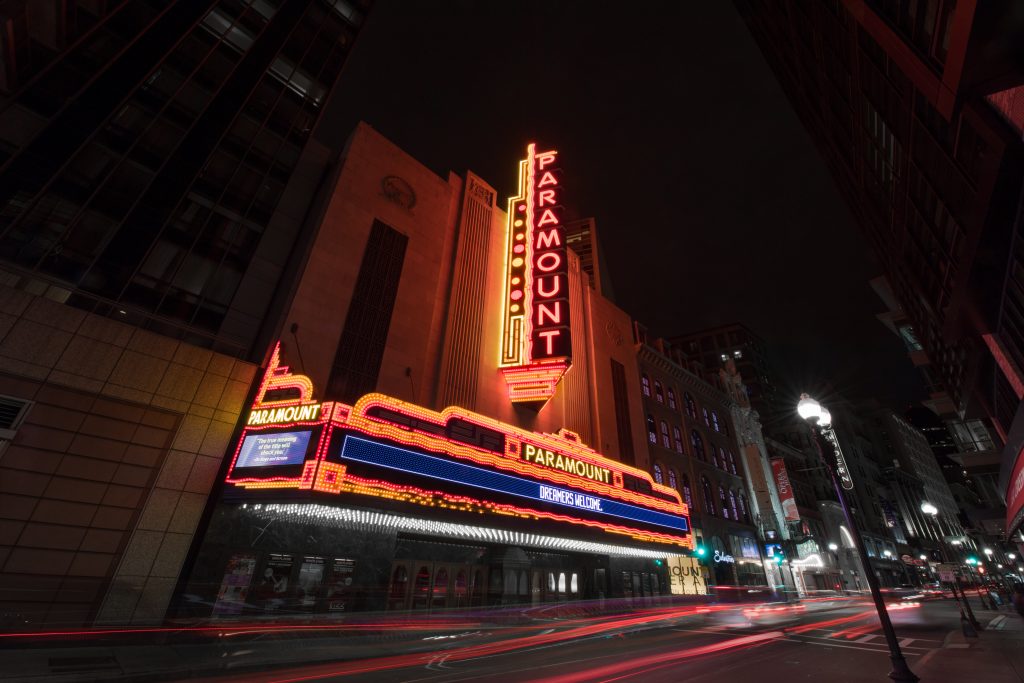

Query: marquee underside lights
<box><xmin>500</xmin><ymin>144</ymin><xmax>571</xmax><ymax>404</ymax></box>
<box><xmin>242</xmin><ymin>503</ymin><xmax>678</xmax><ymax>559</ymax></box>
<box><xmin>226</xmin><ymin>349</ymin><xmax>692</xmax><ymax>549</ymax></box>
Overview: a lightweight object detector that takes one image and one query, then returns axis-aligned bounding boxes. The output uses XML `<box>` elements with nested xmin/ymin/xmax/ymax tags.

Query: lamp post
<box><xmin>922</xmin><ymin>501</ymin><xmax>980</xmax><ymax>631</ymax></box>
<box><xmin>798</xmin><ymin>394</ymin><xmax>918</xmax><ymax>682</ymax></box>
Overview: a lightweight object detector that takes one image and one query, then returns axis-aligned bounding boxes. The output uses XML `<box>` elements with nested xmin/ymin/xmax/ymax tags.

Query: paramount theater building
<box><xmin>179</xmin><ymin>124</ymin><xmax>702</xmax><ymax>615</ymax></box>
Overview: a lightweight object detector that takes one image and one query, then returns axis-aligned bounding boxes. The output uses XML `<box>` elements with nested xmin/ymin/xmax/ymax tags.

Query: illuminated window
<box><xmin>647</xmin><ymin>415</ymin><xmax>657</xmax><ymax>444</ymax></box>
<box><xmin>720</xmin><ymin>447</ymin><xmax>729</xmax><ymax>471</ymax></box>
<box><xmin>729</xmin><ymin>489</ymin><xmax>738</xmax><ymax>520</ymax></box>
<box><xmin>684</xmin><ymin>393</ymin><xmax>697</xmax><ymax>419</ymax></box>
<box><xmin>728</xmin><ymin>450</ymin><xmax>737</xmax><ymax>475</ymax></box>
<box><xmin>660</xmin><ymin>420</ymin><xmax>671</xmax><ymax>448</ymax></box>
<box><xmin>672</xmin><ymin>426</ymin><xmax>684</xmax><ymax>453</ymax></box>
<box><xmin>654</xmin><ymin>381</ymin><xmax>664</xmax><ymax>403</ymax></box>
<box><xmin>668</xmin><ymin>469</ymin><xmax>678</xmax><ymax>490</ymax></box>
<box><xmin>682</xmin><ymin>474</ymin><xmax>693</xmax><ymax>508</ymax></box>
<box><xmin>653</xmin><ymin>463</ymin><xmax>664</xmax><ymax>484</ymax></box>
<box><xmin>558</xmin><ymin>572</ymin><xmax>567</xmax><ymax>593</ymax></box>
<box><xmin>711</xmin><ymin>447</ymin><xmax>720</xmax><ymax>469</ymax></box>
<box><xmin>667</xmin><ymin>387</ymin><xmax>677</xmax><ymax>410</ymax></box>
<box><xmin>711</xmin><ymin>411</ymin><xmax>720</xmax><ymax>432</ymax></box>
<box><xmin>738</xmin><ymin>494</ymin><xmax>750</xmax><ymax>524</ymax></box>
<box><xmin>641</xmin><ymin>374</ymin><xmax>651</xmax><ymax>397</ymax></box>
<box><xmin>571</xmin><ymin>573</ymin><xmax>579</xmax><ymax>593</ymax></box>
<box><xmin>701</xmin><ymin>476</ymin><xmax>716</xmax><ymax>516</ymax></box>
<box><xmin>702</xmin><ymin>407</ymin><xmax>710</xmax><ymax>427</ymax></box>
<box><xmin>691</xmin><ymin>430</ymin><xmax>704</xmax><ymax>461</ymax></box>
<box><xmin>719</xmin><ymin>485</ymin><xmax>729</xmax><ymax>519</ymax></box>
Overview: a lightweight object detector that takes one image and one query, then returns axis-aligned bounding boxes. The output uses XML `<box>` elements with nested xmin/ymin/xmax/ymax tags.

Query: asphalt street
<box><xmin>187</xmin><ymin>599</ymin><xmax>981</xmax><ymax>683</ymax></box>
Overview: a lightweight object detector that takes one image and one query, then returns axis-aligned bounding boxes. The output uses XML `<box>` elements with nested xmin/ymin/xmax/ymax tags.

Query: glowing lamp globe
<box><xmin>797</xmin><ymin>394</ymin><xmax>821</xmax><ymax>421</ymax></box>
<box><xmin>920</xmin><ymin>502</ymin><xmax>938</xmax><ymax>516</ymax></box>
<box><xmin>818</xmin><ymin>408</ymin><xmax>832</xmax><ymax>427</ymax></box>
<box><xmin>828</xmin><ymin>543</ymin><xmax>839</xmax><ymax>551</ymax></box>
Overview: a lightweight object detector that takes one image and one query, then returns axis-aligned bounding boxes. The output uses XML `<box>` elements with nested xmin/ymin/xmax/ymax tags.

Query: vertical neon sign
<box><xmin>500</xmin><ymin>144</ymin><xmax>572</xmax><ymax>403</ymax></box>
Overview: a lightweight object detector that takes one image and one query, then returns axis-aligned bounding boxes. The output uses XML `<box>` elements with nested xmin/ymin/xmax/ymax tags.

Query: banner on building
<box><xmin>771</xmin><ymin>458</ymin><xmax>799</xmax><ymax>522</ymax></box>
<box><xmin>666</xmin><ymin>555</ymin><xmax>707</xmax><ymax>595</ymax></box>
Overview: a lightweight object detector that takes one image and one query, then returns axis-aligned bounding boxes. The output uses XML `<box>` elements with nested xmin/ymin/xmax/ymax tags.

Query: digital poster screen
<box><xmin>236</xmin><ymin>430</ymin><xmax>313</xmax><ymax>468</ymax></box>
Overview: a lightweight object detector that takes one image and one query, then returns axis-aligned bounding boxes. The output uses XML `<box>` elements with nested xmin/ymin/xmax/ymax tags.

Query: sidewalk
<box><xmin>916</xmin><ymin>605</ymin><xmax>1024</xmax><ymax>682</ymax></box>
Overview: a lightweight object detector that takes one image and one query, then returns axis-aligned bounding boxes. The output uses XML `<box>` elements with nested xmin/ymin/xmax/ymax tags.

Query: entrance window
<box><xmin>391</xmin><ymin>566</ymin><xmax>408</xmax><ymax>597</ymax></box>
<box><xmin>548</xmin><ymin>573</ymin><xmax>556</xmax><ymax>592</ymax></box>
<box><xmin>414</xmin><ymin>566</ymin><xmax>430</xmax><ymax>607</ymax></box>
<box><xmin>570</xmin><ymin>573</ymin><xmax>579</xmax><ymax>594</ymax></box>
<box><xmin>558</xmin><ymin>572</ymin><xmax>567</xmax><ymax>593</ymax></box>
<box><xmin>455</xmin><ymin>571</ymin><xmax>467</xmax><ymax>598</ymax></box>
<box><xmin>434</xmin><ymin>568</ymin><xmax>448</xmax><ymax>603</ymax></box>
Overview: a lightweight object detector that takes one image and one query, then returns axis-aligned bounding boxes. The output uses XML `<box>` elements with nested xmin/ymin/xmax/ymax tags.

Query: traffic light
<box><xmin>654</xmin><ymin>559</ymin><xmax>663</xmax><ymax>567</ymax></box>
<box><xmin>966</xmin><ymin>556</ymin><xmax>978</xmax><ymax>565</ymax></box>
<box><xmin>696</xmin><ymin>545</ymin><xmax>707</xmax><ymax>558</ymax></box>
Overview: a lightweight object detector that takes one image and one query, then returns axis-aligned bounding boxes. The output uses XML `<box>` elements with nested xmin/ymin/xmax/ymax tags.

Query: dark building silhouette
<box><xmin>670</xmin><ymin>324</ymin><xmax>781</xmax><ymax>424</ymax></box>
<box><xmin>0</xmin><ymin>0</ymin><xmax>367</xmax><ymax>359</ymax></box>
<box><xmin>0</xmin><ymin>0</ymin><xmax>370</xmax><ymax>628</ymax></box>
<box><xmin>734</xmin><ymin>0</ymin><xmax>1024</xmax><ymax>540</ymax></box>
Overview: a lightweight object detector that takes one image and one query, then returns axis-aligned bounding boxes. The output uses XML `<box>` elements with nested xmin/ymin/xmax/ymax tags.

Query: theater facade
<box><xmin>180</xmin><ymin>124</ymin><xmax>701</xmax><ymax>616</ymax></box>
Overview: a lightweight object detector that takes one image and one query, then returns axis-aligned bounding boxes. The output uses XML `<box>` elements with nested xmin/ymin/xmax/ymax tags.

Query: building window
<box><xmin>660</xmin><ymin>420</ymin><xmax>671</xmax><ymax>448</ymax></box>
<box><xmin>647</xmin><ymin>414</ymin><xmax>657</xmax><ymax>444</ymax></box>
<box><xmin>711</xmin><ymin>447</ymin><xmax>720</xmax><ymax>469</ymax></box>
<box><xmin>721</xmin><ymin>447</ymin><xmax>729</xmax><ymax>471</ymax></box>
<box><xmin>702</xmin><ymin>407</ymin><xmax>711</xmax><ymax>427</ymax></box>
<box><xmin>654</xmin><ymin>381</ymin><xmax>665</xmax><ymax>403</ymax></box>
<box><xmin>667</xmin><ymin>387</ymin><xmax>677</xmax><ymax>410</ymax></box>
<box><xmin>711</xmin><ymin>410</ymin><xmax>720</xmax><ymax>432</ymax></box>
<box><xmin>610</xmin><ymin>359</ymin><xmax>635</xmax><ymax>466</ymax></box>
<box><xmin>691</xmin><ymin>430</ymin><xmax>705</xmax><ymax>461</ymax></box>
<box><xmin>719</xmin><ymin>485</ymin><xmax>729</xmax><ymax>519</ymax></box>
<box><xmin>653</xmin><ymin>463</ymin><xmax>664</xmax><ymax>484</ymax></box>
<box><xmin>727</xmin><ymin>450</ymin><xmax>737</xmax><ymax>475</ymax></box>
<box><xmin>641</xmin><ymin>374</ymin><xmax>651</xmax><ymax>397</ymax></box>
<box><xmin>684</xmin><ymin>392</ymin><xmax>697</xmax><ymax>419</ymax></box>
<box><xmin>702</xmin><ymin>476</ymin><xmax>716</xmax><ymax>516</ymax></box>
<box><xmin>668</xmin><ymin>469</ymin><xmax>678</xmax><ymax>490</ymax></box>
<box><xmin>329</xmin><ymin>220</ymin><xmax>409</xmax><ymax>401</ymax></box>
<box><xmin>672</xmin><ymin>426</ymin><xmax>684</xmax><ymax>453</ymax></box>
<box><xmin>729</xmin><ymin>489</ymin><xmax>738</xmax><ymax>521</ymax></box>
<box><xmin>738</xmin><ymin>494</ymin><xmax>750</xmax><ymax>524</ymax></box>
<box><xmin>682</xmin><ymin>474</ymin><xmax>693</xmax><ymax>509</ymax></box>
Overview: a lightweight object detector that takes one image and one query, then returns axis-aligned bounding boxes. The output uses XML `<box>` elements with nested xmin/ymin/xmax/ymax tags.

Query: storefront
<box><xmin>183</xmin><ymin>346</ymin><xmax>695</xmax><ymax>616</ymax></box>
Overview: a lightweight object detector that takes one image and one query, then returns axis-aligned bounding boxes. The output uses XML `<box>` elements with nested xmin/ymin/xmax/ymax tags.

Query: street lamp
<box><xmin>919</xmin><ymin>554</ymin><xmax>928</xmax><ymax>561</ymax></box>
<box><xmin>984</xmin><ymin>548</ymin><xmax>994</xmax><ymax>557</ymax></box>
<box><xmin>797</xmin><ymin>393</ymin><xmax>918</xmax><ymax>682</ymax></box>
<box><xmin>1010</xmin><ymin>553</ymin><xmax>1017</xmax><ymax>561</ymax></box>
<box><xmin>828</xmin><ymin>543</ymin><xmax>839</xmax><ymax>551</ymax></box>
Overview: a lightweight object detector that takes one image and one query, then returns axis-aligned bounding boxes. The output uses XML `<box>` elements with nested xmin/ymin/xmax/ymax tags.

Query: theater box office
<box><xmin>182</xmin><ymin>345</ymin><xmax>695</xmax><ymax>615</ymax></box>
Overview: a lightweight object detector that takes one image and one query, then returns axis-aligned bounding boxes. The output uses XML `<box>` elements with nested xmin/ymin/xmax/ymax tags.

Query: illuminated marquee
<box><xmin>500</xmin><ymin>144</ymin><xmax>572</xmax><ymax>403</ymax></box>
<box><xmin>521</xmin><ymin>443</ymin><xmax>611</xmax><ymax>484</ymax></box>
<box><xmin>226</xmin><ymin>346</ymin><xmax>692</xmax><ymax>548</ymax></box>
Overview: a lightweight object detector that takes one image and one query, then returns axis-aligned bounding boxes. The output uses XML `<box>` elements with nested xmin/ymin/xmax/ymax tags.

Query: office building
<box><xmin>0</xmin><ymin>0</ymin><xmax>370</xmax><ymax>628</ymax></box>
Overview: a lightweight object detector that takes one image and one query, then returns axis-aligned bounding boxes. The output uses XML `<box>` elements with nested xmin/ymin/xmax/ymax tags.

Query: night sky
<box><xmin>321</xmin><ymin>0</ymin><xmax>926</xmax><ymax>410</ymax></box>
